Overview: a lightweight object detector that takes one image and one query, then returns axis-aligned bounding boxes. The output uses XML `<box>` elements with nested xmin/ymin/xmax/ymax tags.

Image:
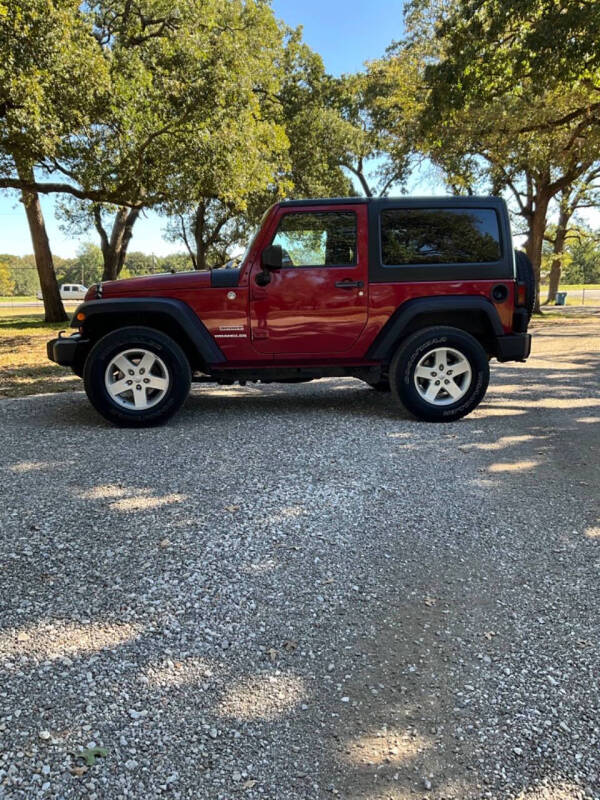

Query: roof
<box><xmin>279</xmin><ymin>195</ymin><xmax>501</xmax><ymax>207</ymax></box>
<box><xmin>279</xmin><ymin>197</ymin><xmax>368</xmax><ymax>206</ymax></box>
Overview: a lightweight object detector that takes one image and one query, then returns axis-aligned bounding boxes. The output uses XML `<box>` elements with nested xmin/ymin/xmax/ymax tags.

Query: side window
<box><xmin>272</xmin><ymin>212</ymin><xmax>357</xmax><ymax>267</ymax></box>
<box><xmin>63</xmin><ymin>286</ymin><xmax>71</xmax><ymax>292</ymax></box>
<box><xmin>381</xmin><ymin>208</ymin><xmax>501</xmax><ymax>265</ymax></box>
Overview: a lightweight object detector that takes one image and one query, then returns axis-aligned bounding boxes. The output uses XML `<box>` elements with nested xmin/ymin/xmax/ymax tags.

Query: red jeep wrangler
<box><xmin>48</xmin><ymin>197</ymin><xmax>533</xmax><ymax>426</ymax></box>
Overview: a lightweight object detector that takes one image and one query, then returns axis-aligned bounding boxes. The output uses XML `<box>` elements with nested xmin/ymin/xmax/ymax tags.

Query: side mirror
<box><xmin>261</xmin><ymin>244</ymin><xmax>283</xmax><ymax>271</ymax></box>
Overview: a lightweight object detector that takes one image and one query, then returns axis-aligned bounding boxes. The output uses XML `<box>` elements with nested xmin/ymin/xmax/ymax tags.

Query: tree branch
<box><xmin>0</xmin><ymin>177</ymin><xmax>149</xmax><ymax>207</ymax></box>
<box><xmin>513</xmin><ymin>102</ymin><xmax>600</xmax><ymax>135</ymax></box>
<box><xmin>341</xmin><ymin>160</ymin><xmax>373</xmax><ymax>197</ymax></box>
<box><xmin>178</xmin><ymin>214</ymin><xmax>197</xmax><ymax>270</ymax></box>
<box><xmin>92</xmin><ymin>205</ymin><xmax>109</xmax><ymax>256</ymax></box>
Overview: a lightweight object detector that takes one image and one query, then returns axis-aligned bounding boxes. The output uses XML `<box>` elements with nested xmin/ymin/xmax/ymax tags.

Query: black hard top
<box><xmin>279</xmin><ymin>196</ymin><xmax>504</xmax><ymax>207</ymax></box>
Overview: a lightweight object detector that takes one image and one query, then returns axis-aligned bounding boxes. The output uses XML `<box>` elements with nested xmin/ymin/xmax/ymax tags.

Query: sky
<box><xmin>0</xmin><ymin>0</ymin><xmax>408</xmax><ymax>259</ymax></box>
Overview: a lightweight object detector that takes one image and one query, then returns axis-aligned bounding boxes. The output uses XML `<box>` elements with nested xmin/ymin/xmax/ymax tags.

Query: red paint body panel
<box><xmin>248</xmin><ymin>203</ymin><xmax>369</xmax><ymax>355</ymax></box>
<box><xmin>101</xmin><ymin>270</ymin><xmax>211</xmax><ymax>295</ymax></box>
<box><xmin>95</xmin><ymin>199</ymin><xmax>519</xmax><ymax>368</ymax></box>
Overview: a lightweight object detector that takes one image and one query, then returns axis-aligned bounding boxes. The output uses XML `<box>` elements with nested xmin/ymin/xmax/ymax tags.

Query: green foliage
<box><xmin>121</xmin><ymin>251</ymin><xmax>193</xmax><ymax>275</ymax></box>
<box><xmin>563</xmin><ymin>231</ymin><xmax>600</xmax><ymax>284</ymax></box>
<box><xmin>416</xmin><ymin>0</ymin><xmax>600</xmax><ymax>108</ymax></box>
<box><xmin>55</xmin><ymin>243</ymin><xmax>103</xmax><ymax>286</ymax></box>
<box><xmin>0</xmin><ymin>260</ymin><xmax>14</xmax><ymax>295</ymax></box>
<box><xmin>0</xmin><ymin>253</ymin><xmax>39</xmax><ymax>294</ymax></box>
<box><xmin>329</xmin><ymin>57</ymin><xmax>422</xmax><ymax>197</ymax></box>
<box><xmin>1</xmin><ymin>0</ymin><xmax>289</xmax><ymax>209</ymax></box>
<box><xmin>164</xmin><ymin>28</ymin><xmax>357</xmax><ymax>267</ymax></box>
<box><xmin>373</xmin><ymin>0</ymin><xmax>600</xmax><ymax>314</ymax></box>
<box><xmin>0</xmin><ymin>0</ymin><xmax>108</xmax><ymax>177</ymax></box>
<box><xmin>276</xmin><ymin>29</ymin><xmax>354</xmax><ymax>198</ymax></box>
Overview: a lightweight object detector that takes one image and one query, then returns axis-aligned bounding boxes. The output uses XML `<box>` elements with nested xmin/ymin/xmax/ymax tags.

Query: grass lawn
<box><xmin>542</xmin><ymin>283</ymin><xmax>600</xmax><ymax>291</ymax></box>
<box><xmin>0</xmin><ymin>308</ymin><xmax>80</xmax><ymax>398</ymax></box>
<box><xmin>539</xmin><ymin>284</ymin><xmax>600</xmax><ymax>306</ymax></box>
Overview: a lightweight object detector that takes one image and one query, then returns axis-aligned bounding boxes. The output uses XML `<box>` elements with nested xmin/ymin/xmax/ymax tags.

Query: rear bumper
<box><xmin>496</xmin><ymin>333</ymin><xmax>531</xmax><ymax>363</ymax></box>
<box><xmin>47</xmin><ymin>333</ymin><xmax>90</xmax><ymax>367</ymax></box>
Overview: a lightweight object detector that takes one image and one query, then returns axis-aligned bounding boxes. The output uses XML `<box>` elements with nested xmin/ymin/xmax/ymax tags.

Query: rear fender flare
<box><xmin>366</xmin><ymin>296</ymin><xmax>504</xmax><ymax>361</ymax></box>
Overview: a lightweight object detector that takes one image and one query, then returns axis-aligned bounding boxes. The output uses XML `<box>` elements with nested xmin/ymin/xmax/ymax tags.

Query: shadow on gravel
<box><xmin>313</xmin><ymin>352</ymin><xmax>600</xmax><ymax>798</ymax></box>
<box><xmin>0</xmin><ymin>343</ymin><xmax>598</xmax><ymax>799</ymax></box>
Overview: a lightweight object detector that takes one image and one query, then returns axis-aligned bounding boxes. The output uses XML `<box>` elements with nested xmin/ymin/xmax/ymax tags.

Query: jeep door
<box><xmin>249</xmin><ymin>205</ymin><xmax>368</xmax><ymax>355</ymax></box>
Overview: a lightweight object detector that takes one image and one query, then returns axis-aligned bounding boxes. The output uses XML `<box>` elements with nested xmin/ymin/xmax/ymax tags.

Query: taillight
<box><xmin>516</xmin><ymin>282</ymin><xmax>527</xmax><ymax>306</ymax></box>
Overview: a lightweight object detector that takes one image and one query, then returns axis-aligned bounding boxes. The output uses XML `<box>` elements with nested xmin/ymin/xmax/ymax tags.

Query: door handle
<box><xmin>335</xmin><ymin>280</ymin><xmax>364</xmax><ymax>289</ymax></box>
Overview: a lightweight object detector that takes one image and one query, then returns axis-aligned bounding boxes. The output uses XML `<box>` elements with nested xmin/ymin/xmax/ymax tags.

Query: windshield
<box><xmin>240</xmin><ymin>207</ymin><xmax>271</xmax><ymax>267</ymax></box>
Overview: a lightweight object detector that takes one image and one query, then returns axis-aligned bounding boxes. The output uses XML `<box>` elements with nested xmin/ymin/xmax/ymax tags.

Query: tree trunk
<box><xmin>95</xmin><ymin>206</ymin><xmax>141</xmax><ymax>281</ymax></box>
<box><xmin>193</xmin><ymin>202</ymin><xmax>209</xmax><ymax>270</ymax></box>
<box><xmin>524</xmin><ymin>193</ymin><xmax>550</xmax><ymax>315</ymax></box>
<box><xmin>17</xmin><ymin>164</ymin><xmax>67</xmax><ymax>323</ymax></box>
<box><xmin>544</xmin><ymin>219</ymin><xmax>569</xmax><ymax>305</ymax></box>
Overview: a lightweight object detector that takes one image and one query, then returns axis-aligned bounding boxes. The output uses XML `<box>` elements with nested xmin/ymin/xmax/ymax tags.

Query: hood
<box><xmin>96</xmin><ymin>270</ymin><xmax>212</xmax><ymax>298</ymax></box>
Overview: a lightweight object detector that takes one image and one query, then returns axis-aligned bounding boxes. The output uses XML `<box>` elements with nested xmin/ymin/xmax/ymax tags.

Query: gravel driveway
<box><xmin>1</xmin><ymin>320</ymin><xmax>599</xmax><ymax>800</ymax></box>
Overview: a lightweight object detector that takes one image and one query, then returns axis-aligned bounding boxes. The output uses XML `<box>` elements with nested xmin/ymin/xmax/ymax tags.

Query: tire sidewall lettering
<box><xmin>403</xmin><ymin>336</ymin><xmax>448</xmax><ymax>386</ymax></box>
<box><xmin>390</xmin><ymin>326</ymin><xmax>489</xmax><ymax>423</ymax></box>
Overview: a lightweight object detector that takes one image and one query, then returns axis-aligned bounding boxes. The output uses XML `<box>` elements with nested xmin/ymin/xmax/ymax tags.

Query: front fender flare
<box><xmin>71</xmin><ymin>297</ymin><xmax>225</xmax><ymax>364</ymax></box>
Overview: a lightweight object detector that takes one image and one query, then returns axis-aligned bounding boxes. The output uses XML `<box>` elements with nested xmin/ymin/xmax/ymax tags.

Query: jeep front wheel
<box><xmin>83</xmin><ymin>327</ymin><xmax>191</xmax><ymax>427</ymax></box>
<box><xmin>389</xmin><ymin>326</ymin><xmax>489</xmax><ymax>422</ymax></box>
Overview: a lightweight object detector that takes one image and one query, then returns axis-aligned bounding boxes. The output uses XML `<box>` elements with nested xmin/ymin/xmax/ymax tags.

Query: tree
<box><xmin>167</xmin><ymin>199</ymin><xmax>253</xmax><ymax>270</ymax></box>
<box><xmin>59</xmin><ymin>200</ymin><xmax>142</xmax><ymax>281</ymax></box>
<box><xmin>277</xmin><ymin>29</ymin><xmax>354</xmax><ymax>198</ymax></box>
<box><xmin>420</xmin><ymin>0</ymin><xmax>600</xmax><ymax>109</ymax></box>
<box><xmin>563</xmin><ymin>228</ymin><xmax>600</xmax><ymax>285</ymax></box>
<box><xmin>2</xmin><ymin>0</ymin><xmax>290</xmax><ymax>311</ymax></box>
<box><xmin>0</xmin><ymin>0</ymin><xmax>108</xmax><ymax>319</ymax></box>
<box><xmin>380</xmin><ymin>0</ymin><xmax>600</xmax><ymax>312</ymax></box>
<box><xmin>54</xmin><ymin>243</ymin><xmax>103</xmax><ymax>286</ymax></box>
<box><xmin>330</xmin><ymin>56</ymin><xmax>422</xmax><ymax>198</ymax></box>
<box><xmin>1</xmin><ymin>254</ymin><xmax>39</xmax><ymax>295</ymax></box>
<box><xmin>0</xmin><ymin>260</ymin><xmax>14</xmax><ymax>295</ymax></box>
<box><xmin>53</xmin><ymin>0</ymin><xmax>290</xmax><ymax>279</ymax></box>
<box><xmin>165</xmin><ymin>28</ymin><xmax>355</xmax><ymax>269</ymax></box>
<box><xmin>542</xmin><ymin>169</ymin><xmax>600</xmax><ymax>303</ymax></box>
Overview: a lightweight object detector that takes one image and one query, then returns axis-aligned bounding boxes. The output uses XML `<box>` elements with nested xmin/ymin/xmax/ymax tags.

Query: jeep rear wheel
<box><xmin>83</xmin><ymin>327</ymin><xmax>191</xmax><ymax>427</ymax></box>
<box><xmin>389</xmin><ymin>326</ymin><xmax>489</xmax><ymax>422</ymax></box>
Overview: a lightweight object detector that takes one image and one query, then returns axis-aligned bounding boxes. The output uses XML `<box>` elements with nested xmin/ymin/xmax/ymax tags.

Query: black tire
<box><xmin>83</xmin><ymin>326</ymin><xmax>191</xmax><ymax>427</ymax></box>
<box><xmin>364</xmin><ymin>379</ymin><xmax>391</xmax><ymax>392</ymax></box>
<box><xmin>515</xmin><ymin>250</ymin><xmax>536</xmax><ymax>321</ymax></box>
<box><xmin>71</xmin><ymin>351</ymin><xmax>88</xmax><ymax>379</ymax></box>
<box><xmin>389</xmin><ymin>326</ymin><xmax>490</xmax><ymax>423</ymax></box>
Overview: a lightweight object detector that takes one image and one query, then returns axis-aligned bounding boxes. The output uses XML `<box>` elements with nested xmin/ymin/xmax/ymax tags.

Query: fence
<box><xmin>545</xmin><ymin>287</ymin><xmax>600</xmax><ymax>306</ymax></box>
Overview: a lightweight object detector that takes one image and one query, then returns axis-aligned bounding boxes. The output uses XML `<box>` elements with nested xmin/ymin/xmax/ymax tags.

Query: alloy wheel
<box><xmin>104</xmin><ymin>348</ymin><xmax>170</xmax><ymax>410</ymax></box>
<box><xmin>413</xmin><ymin>347</ymin><xmax>472</xmax><ymax>406</ymax></box>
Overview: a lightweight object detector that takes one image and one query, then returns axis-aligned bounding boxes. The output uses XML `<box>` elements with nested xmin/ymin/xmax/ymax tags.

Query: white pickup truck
<box><xmin>37</xmin><ymin>283</ymin><xmax>88</xmax><ymax>301</ymax></box>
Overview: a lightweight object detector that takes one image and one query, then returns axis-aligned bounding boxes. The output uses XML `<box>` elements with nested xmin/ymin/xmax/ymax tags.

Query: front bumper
<box><xmin>496</xmin><ymin>333</ymin><xmax>531</xmax><ymax>363</ymax></box>
<box><xmin>47</xmin><ymin>333</ymin><xmax>90</xmax><ymax>367</ymax></box>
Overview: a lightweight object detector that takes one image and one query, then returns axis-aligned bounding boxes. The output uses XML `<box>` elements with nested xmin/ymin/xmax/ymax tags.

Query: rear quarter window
<box><xmin>381</xmin><ymin>208</ymin><xmax>501</xmax><ymax>266</ymax></box>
